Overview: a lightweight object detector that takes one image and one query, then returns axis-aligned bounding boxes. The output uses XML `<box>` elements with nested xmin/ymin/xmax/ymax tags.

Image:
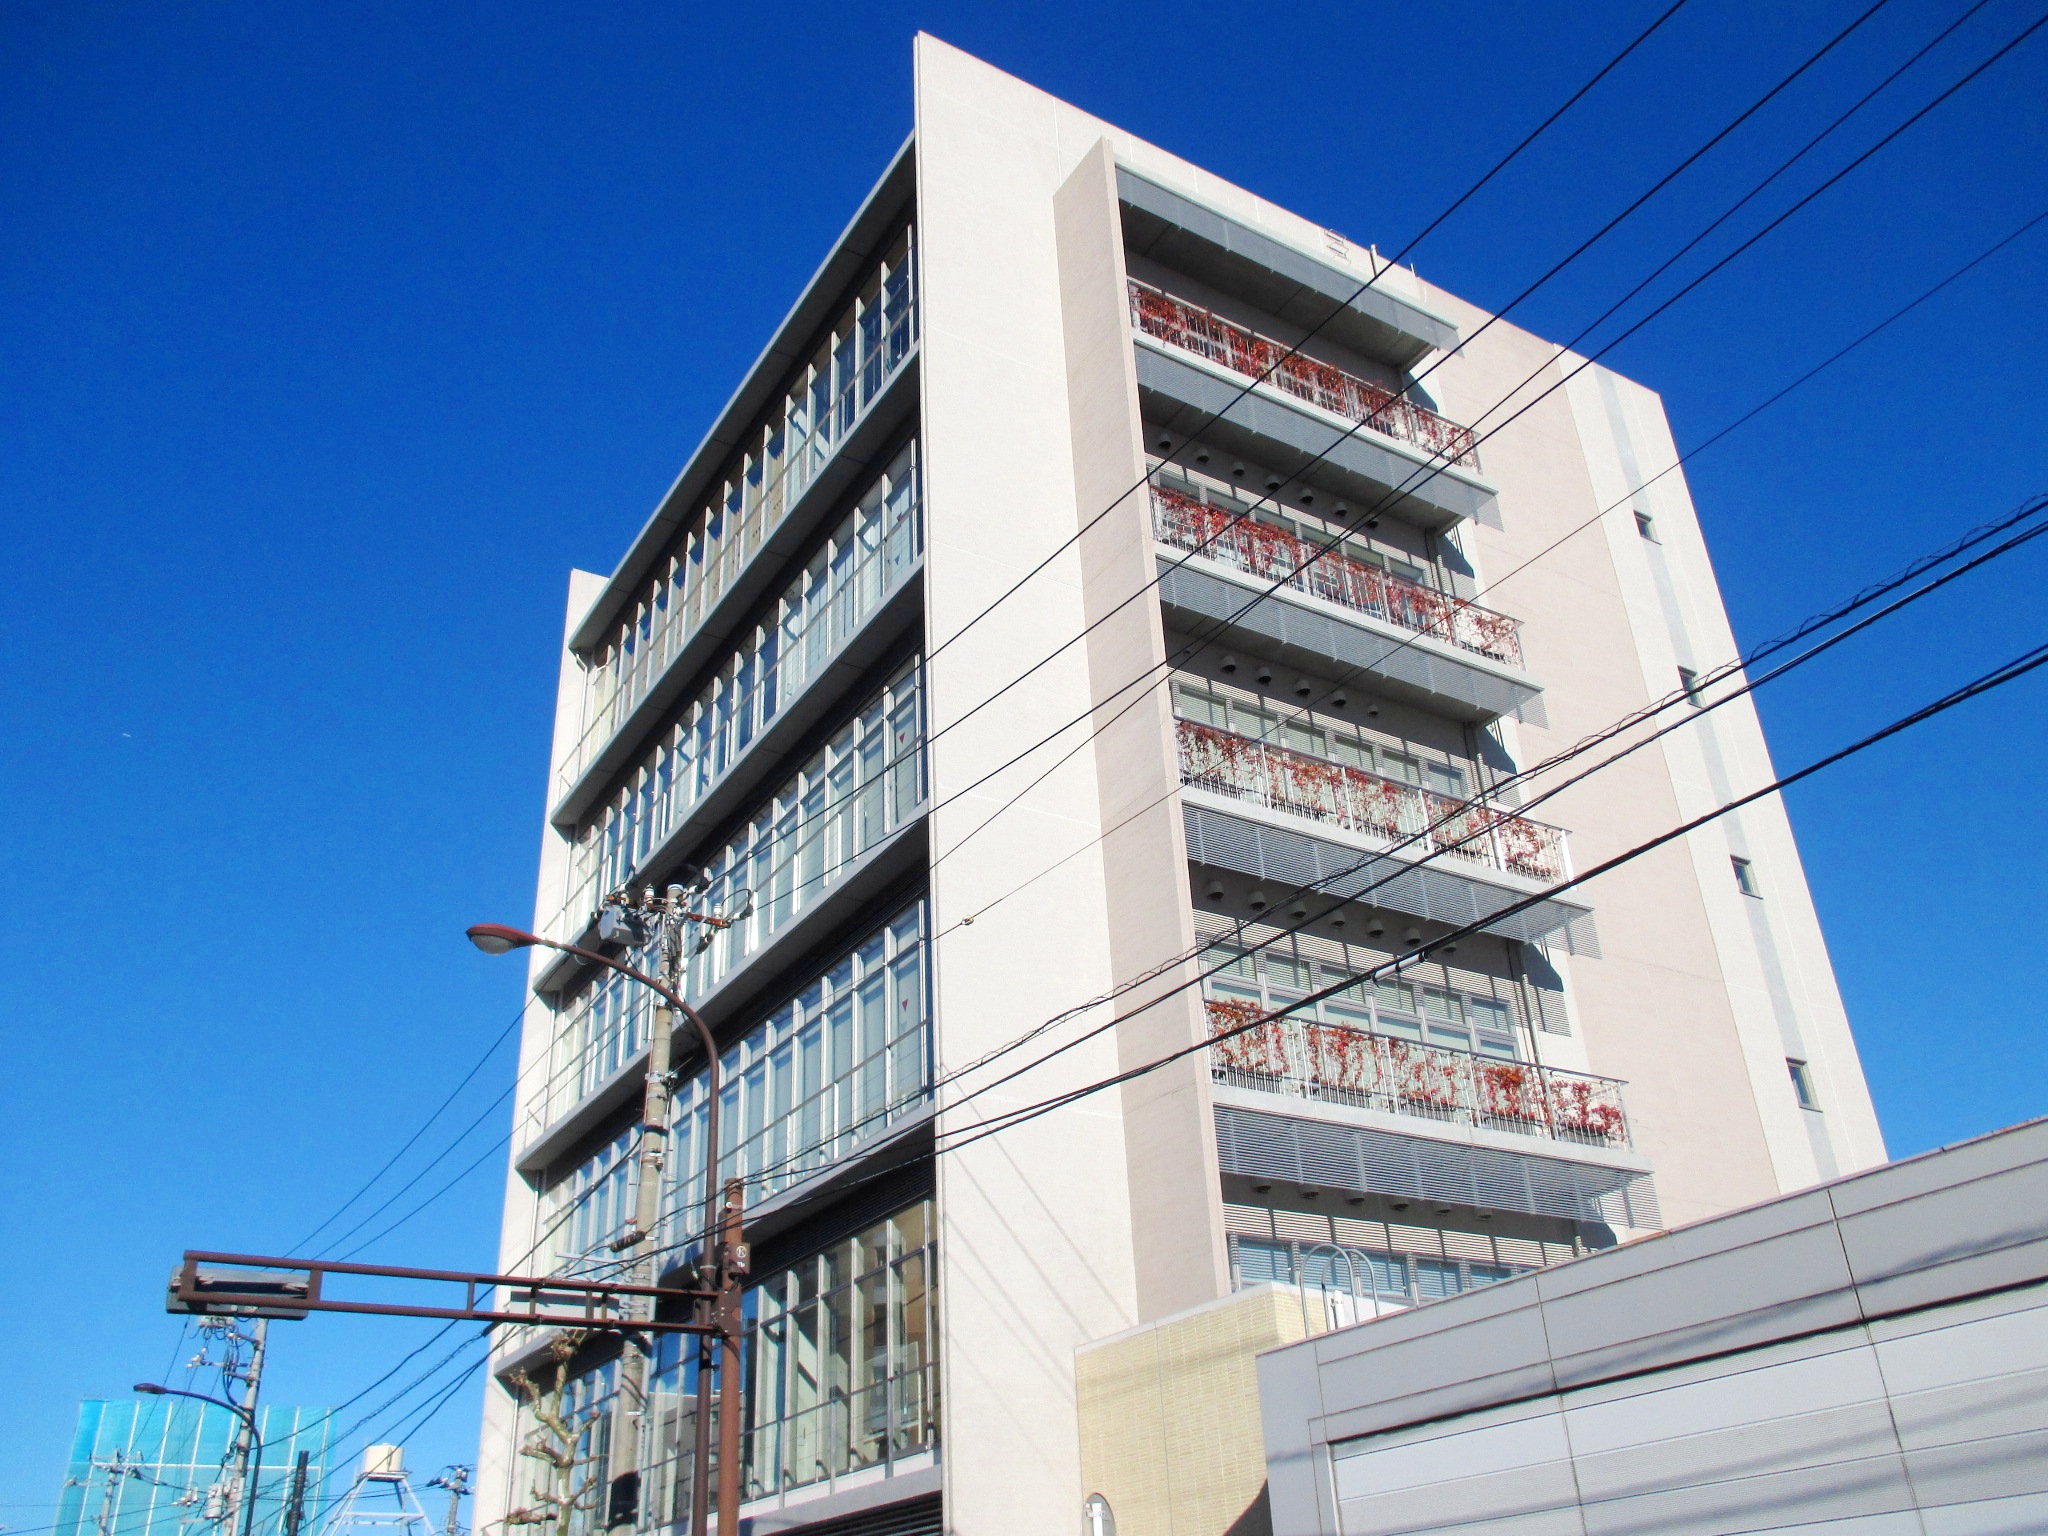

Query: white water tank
<box><xmin>363</xmin><ymin>1445</ymin><xmax>405</xmax><ymax>1481</ymax></box>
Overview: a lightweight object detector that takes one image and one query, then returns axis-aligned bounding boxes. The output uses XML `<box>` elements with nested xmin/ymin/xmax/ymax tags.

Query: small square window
<box><xmin>1732</xmin><ymin>856</ymin><xmax>1761</xmax><ymax>898</ymax></box>
<box><xmin>1788</xmin><ymin>1058</ymin><xmax>1820</xmax><ymax>1111</ymax></box>
<box><xmin>1635</xmin><ymin>511</ymin><xmax>1658</xmax><ymax>541</ymax></box>
<box><xmin>1678</xmin><ymin>667</ymin><xmax>1704</xmax><ymax>706</ymax></box>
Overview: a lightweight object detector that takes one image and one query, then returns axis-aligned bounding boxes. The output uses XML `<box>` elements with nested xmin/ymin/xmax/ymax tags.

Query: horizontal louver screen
<box><xmin>1215</xmin><ymin>1105</ymin><xmax>1660</xmax><ymax>1229</ymax></box>
<box><xmin>1184</xmin><ymin>803</ymin><xmax>1600</xmax><ymax>957</ymax></box>
<box><xmin>1158</xmin><ymin>560</ymin><xmax>1543</xmax><ymax>725</ymax></box>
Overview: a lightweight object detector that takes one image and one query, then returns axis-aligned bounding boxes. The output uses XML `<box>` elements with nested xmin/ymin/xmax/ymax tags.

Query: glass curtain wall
<box><xmin>666</xmin><ymin>898</ymin><xmax>931</xmax><ymax>1231</ymax></box>
<box><xmin>643</xmin><ymin>1200</ymin><xmax>937</xmax><ymax>1519</ymax></box>
<box><xmin>1173</xmin><ymin>675</ymin><xmax>1472</xmax><ymax>797</ymax></box>
<box><xmin>682</xmin><ymin>657</ymin><xmax>923</xmax><ymax>999</ymax></box>
<box><xmin>548</xmin><ymin>1126</ymin><xmax>638</xmax><ymax>1278</ymax></box>
<box><xmin>568</xmin><ymin>229</ymin><xmax>917</xmax><ymax>775</ymax></box>
<box><xmin>1232</xmin><ymin>1233</ymin><xmax>1530</xmax><ymax>1305</ymax></box>
<box><xmin>552</xmin><ymin>443</ymin><xmax>924</xmax><ymax>938</ymax></box>
<box><xmin>56</xmin><ymin>1400</ymin><xmax>334</xmax><ymax>1536</ymax></box>
<box><xmin>531</xmin><ymin>655</ymin><xmax>925</xmax><ymax>1149</ymax></box>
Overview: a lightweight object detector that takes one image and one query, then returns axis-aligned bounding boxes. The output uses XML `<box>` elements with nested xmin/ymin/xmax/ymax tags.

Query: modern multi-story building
<box><xmin>478</xmin><ymin>36</ymin><xmax>1885</xmax><ymax>1536</ymax></box>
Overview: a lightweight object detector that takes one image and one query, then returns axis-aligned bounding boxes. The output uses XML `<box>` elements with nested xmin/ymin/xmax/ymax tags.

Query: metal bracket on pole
<box><xmin>167</xmin><ymin>1252</ymin><xmax>716</xmax><ymax>1335</ymax></box>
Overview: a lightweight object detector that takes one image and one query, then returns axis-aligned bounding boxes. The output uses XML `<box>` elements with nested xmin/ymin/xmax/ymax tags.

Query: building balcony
<box><xmin>1152</xmin><ymin>486</ymin><xmax>1522</xmax><ymax>666</ymax></box>
<box><xmin>1177</xmin><ymin>718</ymin><xmax>1566</xmax><ymax>884</ymax></box>
<box><xmin>1206</xmin><ymin>999</ymin><xmax>1630</xmax><ymax>1151</ymax></box>
<box><xmin>1129</xmin><ymin>280</ymin><xmax>1477</xmax><ymax>468</ymax></box>
<box><xmin>1116</xmin><ymin>166</ymin><xmax>1458</xmax><ymax>371</ymax></box>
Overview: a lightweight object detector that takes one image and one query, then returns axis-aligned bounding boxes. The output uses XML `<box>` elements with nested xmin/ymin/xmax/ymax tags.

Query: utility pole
<box><xmin>604</xmin><ymin>976</ymin><xmax>675</xmax><ymax>1536</ymax></box>
<box><xmin>280</xmin><ymin>1453</ymin><xmax>310</xmax><ymax>1536</ymax></box>
<box><xmin>715</xmin><ymin>1177</ymin><xmax>749</xmax><ymax>1530</ymax></box>
<box><xmin>186</xmin><ymin>1317</ymin><xmax>269</xmax><ymax>1536</ymax></box>
<box><xmin>425</xmin><ymin>1467</ymin><xmax>470</xmax><ymax>1536</ymax></box>
<box><xmin>567</xmin><ymin>880</ymin><xmax>744</xmax><ymax>1536</ymax></box>
<box><xmin>167</xmin><ymin>892</ymin><xmax>748</xmax><ymax>1536</ymax></box>
<box><xmin>224</xmin><ymin>1320</ymin><xmax>268</xmax><ymax>1536</ymax></box>
<box><xmin>91</xmin><ymin>1451</ymin><xmax>132</xmax><ymax>1536</ymax></box>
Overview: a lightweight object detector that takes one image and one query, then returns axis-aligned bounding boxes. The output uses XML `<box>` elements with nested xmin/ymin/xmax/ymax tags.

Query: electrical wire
<box><xmin>886</xmin><ymin>3</ymin><xmax>2048</xmax><ymax>889</ymax></box>
<box><xmin>708</xmin><ymin>632</ymin><xmax>2048</xmax><ymax>1223</ymax></box>
<box><xmin>919</xmin><ymin>0</ymin><xmax>1700</xmax><ymax>666</ymax></box>
<box><xmin>593</xmin><ymin>0</ymin><xmax>2044</xmax><ymax>963</ymax></box>
<box><xmin>318</xmin><ymin>1085</ymin><xmax>520</xmax><ymax>1259</ymax></box>
<box><xmin>285</xmin><ymin>1</ymin><xmax>2048</xmax><ymax>1454</ymax></box>
<box><xmin>919</xmin><ymin>0</ymin><xmax>1914</xmax><ymax>750</ymax></box>
<box><xmin>937</xmin><ymin>638</ymin><xmax>2048</xmax><ymax>1156</ymax></box>
<box><xmin>640</xmin><ymin>625</ymin><xmax>2048</xmax><ymax>1252</ymax></box>
<box><xmin>700</xmin><ymin>488</ymin><xmax>2048</xmax><ymax>1202</ymax></box>
<box><xmin>701</xmin><ymin>187</ymin><xmax>2048</xmax><ymax>1151</ymax></box>
<box><xmin>291</xmin><ymin>1009</ymin><xmax>523</xmax><ymax>1253</ymax></box>
<box><xmin>546</xmin><ymin>0</ymin><xmax>1789</xmax><ymax>971</ymax></box>
<box><xmin>912</xmin><ymin>199</ymin><xmax>2048</xmax><ymax>961</ymax></box>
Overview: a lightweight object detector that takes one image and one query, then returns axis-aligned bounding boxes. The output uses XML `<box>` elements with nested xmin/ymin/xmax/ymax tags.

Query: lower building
<box><xmin>1256</xmin><ymin>1116</ymin><xmax>2048</xmax><ymax>1536</ymax></box>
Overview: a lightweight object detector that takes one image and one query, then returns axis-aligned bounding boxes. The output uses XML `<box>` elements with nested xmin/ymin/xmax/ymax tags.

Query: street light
<box><xmin>466</xmin><ymin>917</ymin><xmax>741</xmax><ymax>1536</ymax></box>
<box><xmin>134</xmin><ymin>1384</ymin><xmax>264</xmax><ymax>1536</ymax></box>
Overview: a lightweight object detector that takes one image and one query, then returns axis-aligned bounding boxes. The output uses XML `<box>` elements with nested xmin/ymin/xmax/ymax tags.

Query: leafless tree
<box><xmin>501</xmin><ymin>1334</ymin><xmax>603</xmax><ymax>1536</ymax></box>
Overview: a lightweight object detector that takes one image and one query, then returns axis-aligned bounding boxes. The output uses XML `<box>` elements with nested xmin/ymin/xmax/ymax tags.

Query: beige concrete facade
<box><xmin>1076</xmin><ymin>1288</ymin><xmax>1345</xmax><ymax>1536</ymax></box>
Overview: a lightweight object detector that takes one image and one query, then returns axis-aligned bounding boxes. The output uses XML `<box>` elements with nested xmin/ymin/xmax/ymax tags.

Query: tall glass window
<box><xmin>550</xmin><ymin>1126</ymin><xmax>637</xmax><ymax>1278</ymax></box>
<box><xmin>667</xmin><ymin>898</ymin><xmax>931</xmax><ymax>1227</ymax></box>
<box><xmin>568</xmin><ymin>227</ymin><xmax>917</xmax><ymax>775</ymax></box>
<box><xmin>644</xmin><ymin>1199</ymin><xmax>937</xmax><ymax>1515</ymax></box>
<box><xmin>553</xmin><ymin>443</ymin><xmax>923</xmax><ymax>937</ymax></box>
<box><xmin>676</xmin><ymin>656</ymin><xmax>924</xmax><ymax>1002</ymax></box>
<box><xmin>536</xmin><ymin>652</ymin><xmax>925</xmax><ymax>1151</ymax></box>
<box><xmin>1232</xmin><ymin>1235</ymin><xmax>1531</xmax><ymax>1305</ymax></box>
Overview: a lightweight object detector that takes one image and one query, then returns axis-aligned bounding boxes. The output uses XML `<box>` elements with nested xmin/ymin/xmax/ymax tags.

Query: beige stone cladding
<box><xmin>1076</xmin><ymin>1287</ymin><xmax>1338</xmax><ymax>1536</ymax></box>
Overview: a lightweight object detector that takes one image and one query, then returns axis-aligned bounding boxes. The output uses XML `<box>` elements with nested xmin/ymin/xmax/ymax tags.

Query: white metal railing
<box><xmin>1128</xmin><ymin>278</ymin><xmax>1478</xmax><ymax>469</ymax></box>
<box><xmin>1177</xmin><ymin>718</ymin><xmax>1567</xmax><ymax>882</ymax></box>
<box><xmin>1152</xmin><ymin>486</ymin><xmax>1522</xmax><ymax>666</ymax></box>
<box><xmin>1207</xmin><ymin>998</ymin><xmax>1630</xmax><ymax>1148</ymax></box>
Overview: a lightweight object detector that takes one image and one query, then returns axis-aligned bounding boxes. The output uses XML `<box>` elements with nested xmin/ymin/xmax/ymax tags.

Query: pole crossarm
<box><xmin>171</xmin><ymin>1251</ymin><xmax>717</xmax><ymax>1335</ymax></box>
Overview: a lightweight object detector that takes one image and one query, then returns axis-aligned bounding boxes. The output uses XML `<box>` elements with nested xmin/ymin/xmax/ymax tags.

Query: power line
<box><xmin>548</xmin><ymin>0</ymin><xmax>1769</xmax><ymax>975</ymax></box>
<box><xmin>944</xmin><ymin>638</ymin><xmax>2048</xmax><ymax>1153</ymax></box>
<box><xmin>654</xmin><ymin>627</ymin><xmax>2048</xmax><ymax>1233</ymax></box>
<box><xmin>896</xmin><ymin>4</ymin><xmax>2048</xmax><ymax>884</ymax></box>
<box><xmin>924</xmin><ymin>0</ymin><xmax>1907</xmax><ymax>741</ymax></box>
<box><xmin>708</xmin><ymin>488</ymin><xmax>2048</xmax><ymax>1201</ymax></box>
<box><xmin>305</xmin><ymin>2</ymin><xmax>2046</xmax><ymax>1457</ymax></box>
<box><xmin>922</xmin><ymin>0</ymin><xmax>1700</xmax><ymax>667</ymax></box>
<box><xmin>317</xmin><ymin>1085</ymin><xmax>519</xmax><ymax>1259</ymax></box>
<box><xmin>291</xmin><ymin>1011</ymin><xmax>523</xmax><ymax>1254</ymax></box>
<box><xmin>643</xmin><ymin>0</ymin><xmax>2044</xmax><ymax>950</ymax></box>
<box><xmin>925</xmin><ymin>504</ymin><xmax>2048</xmax><ymax>1127</ymax></box>
<box><xmin>912</xmin><ymin>199</ymin><xmax>2048</xmax><ymax>954</ymax></box>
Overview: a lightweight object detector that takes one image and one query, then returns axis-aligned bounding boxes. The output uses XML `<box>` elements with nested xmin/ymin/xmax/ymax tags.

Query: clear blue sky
<box><xmin>3</xmin><ymin>0</ymin><xmax>2043</xmax><ymax>1516</ymax></box>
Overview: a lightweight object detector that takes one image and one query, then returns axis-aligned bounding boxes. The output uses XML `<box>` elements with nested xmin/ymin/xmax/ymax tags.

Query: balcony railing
<box><xmin>1152</xmin><ymin>486</ymin><xmax>1523</xmax><ymax>666</ymax></box>
<box><xmin>1128</xmin><ymin>279</ymin><xmax>1479</xmax><ymax>470</ymax></box>
<box><xmin>554</xmin><ymin>475</ymin><xmax>922</xmax><ymax>807</ymax></box>
<box><xmin>1207</xmin><ymin>998</ymin><xmax>1630</xmax><ymax>1149</ymax></box>
<box><xmin>1176</xmin><ymin>718</ymin><xmax>1567</xmax><ymax>882</ymax></box>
